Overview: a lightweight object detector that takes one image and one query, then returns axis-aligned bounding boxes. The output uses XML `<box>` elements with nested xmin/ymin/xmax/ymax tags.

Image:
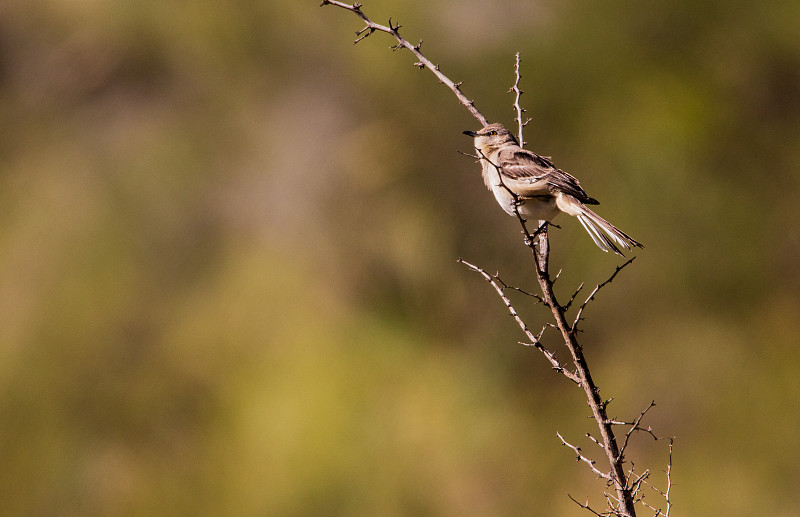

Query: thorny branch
<box><xmin>510</xmin><ymin>52</ymin><xmax>532</xmax><ymax>147</ymax></box>
<box><xmin>322</xmin><ymin>3</ymin><xmax>669</xmax><ymax>516</ymax></box>
<box><xmin>568</xmin><ymin>494</ymin><xmax>606</xmax><ymax>517</ymax></box>
<box><xmin>617</xmin><ymin>401</ymin><xmax>658</xmax><ymax>462</ymax></box>
<box><xmin>458</xmin><ymin>259</ymin><xmax>579</xmax><ymax>384</ymax></box>
<box><xmin>633</xmin><ymin>439</ymin><xmax>674</xmax><ymax>517</ymax></box>
<box><xmin>572</xmin><ymin>257</ymin><xmax>636</xmax><ymax>332</ymax></box>
<box><xmin>466</xmin><ymin>63</ymin><xmax>650</xmax><ymax>517</ymax></box>
<box><xmin>558</xmin><ymin>432</ymin><xmax>612</xmax><ymax>480</ymax></box>
<box><xmin>320</xmin><ymin>0</ymin><xmax>489</xmax><ymax>126</ymax></box>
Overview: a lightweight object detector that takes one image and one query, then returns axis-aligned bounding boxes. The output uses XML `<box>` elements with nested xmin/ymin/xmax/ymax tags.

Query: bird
<box><xmin>463</xmin><ymin>123</ymin><xmax>642</xmax><ymax>256</ymax></box>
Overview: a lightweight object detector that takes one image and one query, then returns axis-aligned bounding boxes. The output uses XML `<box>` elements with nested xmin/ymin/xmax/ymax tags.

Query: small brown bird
<box><xmin>464</xmin><ymin>123</ymin><xmax>642</xmax><ymax>256</ymax></box>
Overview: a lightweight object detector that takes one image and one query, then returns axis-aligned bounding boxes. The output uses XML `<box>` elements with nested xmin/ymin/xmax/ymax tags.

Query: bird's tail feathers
<box><xmin>575</xmin><ymin>205</ymin><xmax>642</xmax><ymax>257</ymax></box>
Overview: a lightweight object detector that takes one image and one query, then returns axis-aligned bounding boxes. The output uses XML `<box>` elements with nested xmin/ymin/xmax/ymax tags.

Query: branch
<box><xmin>634</xmin><ymin>439</ymin><xmax>674</xmax><ymax>517</ymax></box>
<box><xmin>458</xmin><ymin>259</ymin><xmax>580</xmax><ymax>383</ymax></box>
<box><xmin>567</xmin><ymin>494</ymin><xmax>607</xmax><ymax>517</ymax></box>
<box><xmin>557</xmin><ymin>432</ymin><xmax>612</xmax><ymax>481</ymax></box>
<box><xmin>510</xmin><ymin>52</ymin><xmax>532</xmax><ymax>147</ymax></box>
<box><xmin>564</xmin><ymin>282</ymin><xmax>585</xmax><ymax>311</ymax></box>
<box><xmin>324</xmin><ymin>12</ymin><xmax>659</xmax><ymax>514</ymax></box>
<box><xmin>572</xmin><ymin>257</ymin><xmax>636</xmax><ymax>332</ymax></box>
<box><xmin>533</xmin><ymin>219</ymin><xmax>638</xmax><ymax>517</ymax></box>
<box><xmin>617</xmin><ymin>401</ymin><xmax>658</xmax><ymax>463</ymax></box>
<box><xmin>468</xmin><ymin>54</ymin><xmax>641</xmax><ymax>517</ymax></box>
<box><xmin>320</xmin><ymin>0</ymin><xmax>489</xmax><ymax>126</ymax></box>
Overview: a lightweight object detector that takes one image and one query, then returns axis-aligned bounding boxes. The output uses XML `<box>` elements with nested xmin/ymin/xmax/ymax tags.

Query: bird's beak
<box><xmin>463</xmin><ymin>130</ymin><xmax>478</xmax><ymax>137</ymax></box>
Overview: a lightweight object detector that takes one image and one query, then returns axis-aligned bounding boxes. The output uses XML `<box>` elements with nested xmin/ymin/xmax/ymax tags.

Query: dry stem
<box><xmin>321</xmin><ymin>0</ymin><xmax>489</xmax><ymax>126</ymax></box>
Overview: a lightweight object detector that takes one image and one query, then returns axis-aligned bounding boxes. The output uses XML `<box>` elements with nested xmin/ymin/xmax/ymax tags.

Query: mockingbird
<box><xmin>464</xmin><ymin>123</ymin><xmax>642</xmax><ymax>256</ymax></box>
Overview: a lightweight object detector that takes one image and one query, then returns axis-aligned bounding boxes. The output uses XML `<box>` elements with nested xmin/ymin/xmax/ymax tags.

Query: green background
<box><xmin>2</xmin><ymin>1</ymin><xmax>799</xmax><ymax>515</ymax></box>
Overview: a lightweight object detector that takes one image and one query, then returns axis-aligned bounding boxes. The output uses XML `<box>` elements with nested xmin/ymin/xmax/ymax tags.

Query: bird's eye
<box><xmin>488</xmin><ymin>130</ymin><xmax>497</xmax><ymax>136</ymax></box>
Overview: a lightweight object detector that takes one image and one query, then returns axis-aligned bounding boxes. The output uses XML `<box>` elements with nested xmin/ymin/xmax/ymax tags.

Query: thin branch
<box><xmin>557</xmin><ymin>432</ymin><xmax>612</xmax><ymax>481</ymax></box>
<box><xmin>663</xmin><ymin>439</ymin><xmax>674</xmax><ymax>517</ymax></box>
<box><xmin>321</xmin><ymin>0</ymin><xmax>489</xmax><ymax>126</ymax></box>
<box><xmin>568</xmin><ymin>494</ymin><xmax>608</xmax><ymax>517</ymax></box>
<box><xmin>564</xmin><ymin>282</ymin><xmax>585</xmax><ymax>311</ymax></box>
<box><xmin>627</xmin><ymin>466</ymin><xmax>650</xmax><ymax>497</ymax></box>
<box><xmin>587</xmin><ymin>432</ymin><xmax>604</xmax><ymax>449</ymax></box>
<box><xmin>510</xmin><ymin>52</ymin><xmax>532</xmax><ymax>147</ymax></box>
<box><xmin>617</xmin><ymin>401</ymin><xmax>658</xmax><ymax>462</ymax></box>
<box><xmin>494</xmin><ymin>278</ymin><xmax>545</xmax><ymax>304</ymax></box>
<box><xmin>458</xmin><ymin>259</ymin><xmax>579</xmax><ymax>383</ymax></box>
<box><xmin>572</xmin><ymin>257</ymin><xmax>636</xmax><ymax>332</ymax></box>
<box><xmin>639</xmin><ymin>439</ymin><xmax>673</xmax><ymax>517</ymax></box>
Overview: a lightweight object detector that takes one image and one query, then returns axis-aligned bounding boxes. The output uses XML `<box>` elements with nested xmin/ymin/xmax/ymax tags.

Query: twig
<box><xmin>320</xmin><ymin>0</ymin><xmax>489</xmax><ymax>126</ymax></box>
<box><xmin>639</xmin><ymin>439</ymin><xmax>673</xmax><ymax>517</ymax></box>
<box><xmin>663</xmin><ymin>439</ymin><xmax>673</xmax><ymax>516</ymax></box>
<box><xmin>627</xmin><ymin>466</ymin><xmax>650</xmax><ymax>497</ymax></box>
<box><xmin>510</xmin><ymin>52</ymin><xmax>532</xmax><ymax>147</ymax></box>
<box><xmin>567</xmin><ymin>494</ymin><xmax>607</xmax><ymax>517</ymax></box>
<box><xmin>458</xmin><ymin>259</ymin><xmax>579</xmax><ymax>383</ymax></box>
<box><xmin>558</xmin><ymin>432</ymin><xmax>612</xmax><ymax>481</ymax></box>
<box><xmin>572</xmin><ymin>257</ymin><xmax>636</xmax><ymax>332</ymax></box>
<box><xmin>564</xmin><ymin>282</ymin><xmax>585</xmax><ymax>311</ymax></box>
<box><xmin>617</xmin><ymin>401</ymin><xmax>658</xmax><ymax>462</ymax></box>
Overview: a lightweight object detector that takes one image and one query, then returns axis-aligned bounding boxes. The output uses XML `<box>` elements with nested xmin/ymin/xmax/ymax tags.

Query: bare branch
<box><xmin>640</xmin><ymin>439</ymin><xmax>674</xmax><ymax>517</ymax></box>
<box><xmin>321</xmin><ymin>0</ymin><xmax>489</xmax><ymax>125</ymax></box>
<box><xmin>586</xmin><ymin>432</ymin><xmax>605</xmax><ymax>450</ymax></box>
<box><xmin>663</xmin><ymin>439</ymin><xmax>674</xmax><ymax>517</ymax></box>
<box><xmin>564</xmin><ymin>282</ymin><xmax>585</xmax><ymax>311</ymax></box>
<box><xmin>572</xmin><ymin>257</ymin><xmax>636</xmax><ymax>332</ymax></box>
<box><xmin>458</xmin><ymin>259</ymin><xmax>580</xmax><ymax>383</ymax></box>
<box><xmin>557</xmin><ymin>432</ymin><xmax>612</xmax><ymax>481</ymax></box>
<box><xmin>568</xmin><ymin>494</ymin><xmax>608</xmax><ymax>517</ymax></box>
<box><xmin>627</xmin><ymin>466</ymin><xmax>650</xmax><ymax>496</ymax></box>
<box><xmin>617</xmin><ymin>401</ymin><xmax>658</xmax><ymax>462</ymax></box>
<box><xmin>510</xmin><ymin>52</ymin><xmax>532</xmax><ymax>147</ymax></box>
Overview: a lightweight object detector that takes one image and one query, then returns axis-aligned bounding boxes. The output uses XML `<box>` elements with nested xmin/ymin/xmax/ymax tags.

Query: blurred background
<box><xmin>1</xmin><ymin>0</ymin><xmax>799</xmax><ymax>515</ymax></box>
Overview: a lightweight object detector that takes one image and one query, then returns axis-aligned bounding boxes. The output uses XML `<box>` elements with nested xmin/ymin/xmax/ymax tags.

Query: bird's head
<box><xmin>463</xmin><ymin>123</ymin><xmax>518</xmax><ymax>153</ymax></box>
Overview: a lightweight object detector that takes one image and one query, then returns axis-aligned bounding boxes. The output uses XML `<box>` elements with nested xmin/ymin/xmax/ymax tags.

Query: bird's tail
<box><xmin>574</xmin><ymin>204</ymin><xmax>643</xmax><ymax>256</ymax></box>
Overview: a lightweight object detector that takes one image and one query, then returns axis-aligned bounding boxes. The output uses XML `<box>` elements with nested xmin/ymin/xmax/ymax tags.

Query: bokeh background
<box><xmin>2</xmin><ymin>1</ymin><xmax>799</xmax><ymax>515</ymax></box>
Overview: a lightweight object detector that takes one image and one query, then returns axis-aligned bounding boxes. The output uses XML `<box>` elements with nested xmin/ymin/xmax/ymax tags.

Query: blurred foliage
<box><xmin>1</xmin><ymin>0</ymin><xmax>799</xmax><ymax>515</ymax></box>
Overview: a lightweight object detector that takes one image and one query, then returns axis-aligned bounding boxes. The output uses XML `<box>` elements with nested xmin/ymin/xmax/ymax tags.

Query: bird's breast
<box><xmin>483</xmin><ymin>162</ymin><xmax>560</xmax><ymax>221</ymax></box>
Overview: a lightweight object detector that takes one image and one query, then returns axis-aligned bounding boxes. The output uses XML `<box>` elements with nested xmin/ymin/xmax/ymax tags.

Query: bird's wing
<box><xmin>496</xmin><ymin>148</ymin><xmax>553</xmax><ymax>181</ymax></box>
<box><xmin>496</xmin><ymin>148</ymin><xmax>597</xmax><ymax>204</ymax></box>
